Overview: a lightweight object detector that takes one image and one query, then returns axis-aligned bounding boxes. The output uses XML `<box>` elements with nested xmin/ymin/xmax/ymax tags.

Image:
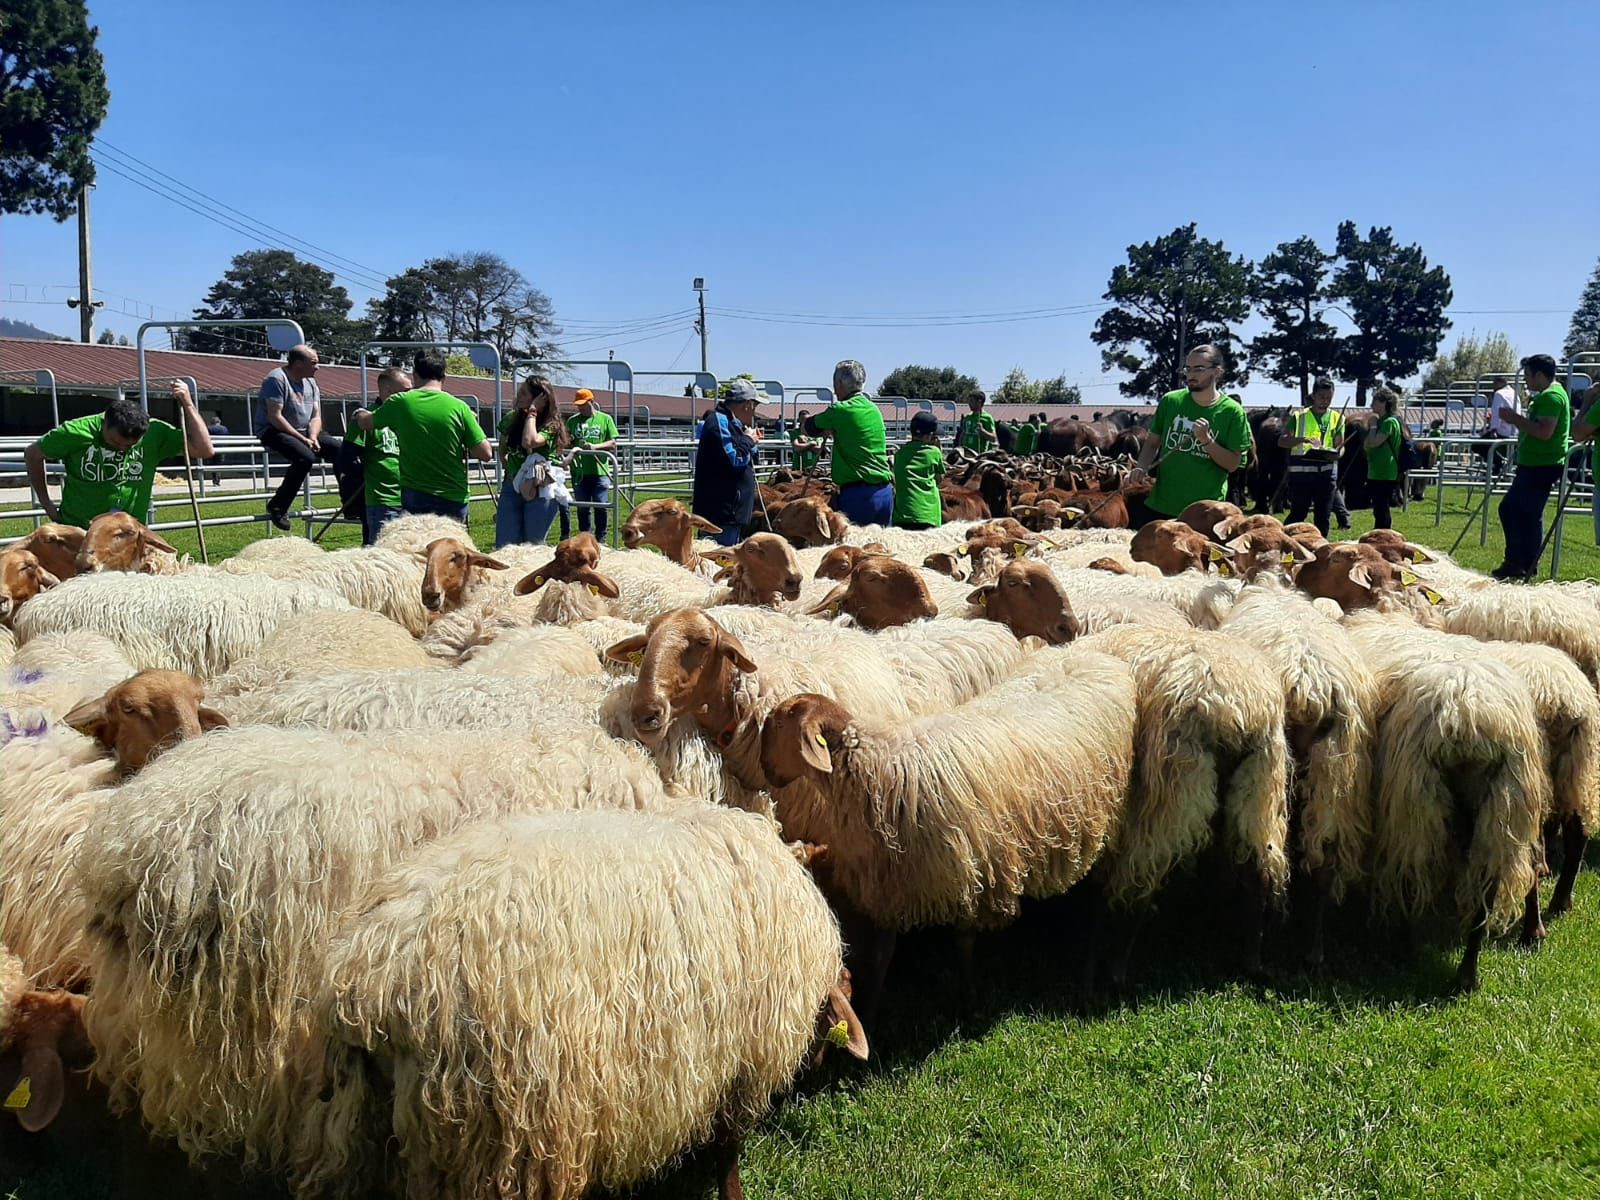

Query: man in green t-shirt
<box><xmin>803</xmin><ymin>360</ymin><xmax>894</xmax><ymax>527</ymax></box>
<box><xmin>1013</xmin><ymin>416</ymin><xmax>1039</xmax><ymax>457</ymax></box>
<box><xmin>1129</xmin><ymin>345</ymin><xmax>1250</xmax><ymax>527</ymax></box>
<box><xmin>792</xmin><ymin>409</ymin><xmax>825</xmax><ymax>472</ymax></box>
<box><xmin>956</xmin><ymin>390</ymin><xmax>998</xmax><ymax>452</ymax></box>
<box><xmin>564</xmin><ymin>387</ymin><xmax>620</xmax><ymax>540</ymax></box>
<box><xmin>344</xmin><ymin>366</ymin><xmax>409</xmax><ymax>543</ymax></box>
<box><xmin>25</xmin><ymin>381</ymin><xmax>214</xmax><ymax>529</ymax></box>
<box><xmin>892</xmin><ymin>411</ymin><xmax>947</xmax><ymax>529</ymax></box>
<box><xmin>354</xmin><ymin>349</ymin><xmax>492</xmax><ymax>524</ymax></box>
<box><xmin>1493</xmin><ymin>353</ymin><xmax>1572</xmax><ymax>581</ymax></box>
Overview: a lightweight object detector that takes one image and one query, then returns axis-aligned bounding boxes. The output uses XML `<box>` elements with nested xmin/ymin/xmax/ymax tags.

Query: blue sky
<box><xmin>4</xmin><ymin>0</ymin><xmax>1597</xmax><ymax>404</ymax></box>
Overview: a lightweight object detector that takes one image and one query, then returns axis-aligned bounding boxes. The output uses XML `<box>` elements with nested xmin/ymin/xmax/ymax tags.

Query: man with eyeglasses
<box><xmin>256</xmin><ymin>344</ymin><xmax>346</xmax><ymax>530</ymax></box>
<box><xmin>1127</xmin><ymin>344</ymin><xmax>1250</xmax><ymax>528</ymax></box>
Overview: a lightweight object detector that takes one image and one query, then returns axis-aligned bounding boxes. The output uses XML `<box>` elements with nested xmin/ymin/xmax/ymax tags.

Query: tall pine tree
<box><xmin>1565</xmin><ymin>258</ymin><xmax>1600</xmax><ymax>362</ymax></box>
<box><xmin>1249</xmin><ymin>236</ymin><xmax>1342</xmax><ymax>402</ymax></box>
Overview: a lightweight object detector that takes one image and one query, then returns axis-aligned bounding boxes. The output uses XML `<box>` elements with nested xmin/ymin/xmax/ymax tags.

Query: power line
<box><xmin>707</xmin><ymin>305</ymin><xmax>1113</xmax><ymax>329</ymax></box>
<box><xmin>713</xmin><ymin>299</ymin><xmax>1113</xmax><ymax>321</ymax></box>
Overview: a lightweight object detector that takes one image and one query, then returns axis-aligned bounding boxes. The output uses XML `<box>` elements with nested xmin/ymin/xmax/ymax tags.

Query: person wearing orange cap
<box><xmin>561</xmin><ymin>387</ymin><xmax>619</xmax><ymax>541</ymax></box>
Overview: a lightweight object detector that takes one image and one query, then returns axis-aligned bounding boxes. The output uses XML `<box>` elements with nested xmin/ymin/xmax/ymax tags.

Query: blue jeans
<box><xmin>402</xmin><ymin>488</ymin><xmax>469</xmax><ymax>524</ymax></box>
<box><xmin>710</xmin><ymin>525</ymin><xmax>743</xmax><ymax>547</ymax></box>
<box><xmin>1498</xmin><ymin>463</ymin><xmax>1562</xmax><ymax>575</ymax></box>
<box><xmin>573</xmin><ymin>475</ymin><xmax>612</xmax><ymax>539</ymax></box>
<box><xmin>495</xmin><ymin>476</ymin><xmax>559</xmax><ymax>549</ymax></box>
<box><xmin>365</xmin><ymin>504</ymin><xmax>402</xmax><ymax>545</ymax></box>
<box><xmin>836</xmin><ymin>482</ymin><xmax>894</xmax><ymax>527</ymax></box>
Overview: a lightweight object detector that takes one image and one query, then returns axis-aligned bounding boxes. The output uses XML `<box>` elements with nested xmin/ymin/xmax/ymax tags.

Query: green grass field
<box><xmin>6</xmin><ymin>480</ymin><xmax>1600</xmax><ymax>1198</ymax></box>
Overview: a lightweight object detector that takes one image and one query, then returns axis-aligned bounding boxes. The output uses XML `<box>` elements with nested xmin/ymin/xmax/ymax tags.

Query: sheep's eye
<box><xmin>118</xmin><ymin>700</ymin><xmax>137</xmax><ymax>715</ymax></box>
<box><xmin>116</xmin><ymin>529</ymin><xmax>132</xmax><ymax>538</ymax></box>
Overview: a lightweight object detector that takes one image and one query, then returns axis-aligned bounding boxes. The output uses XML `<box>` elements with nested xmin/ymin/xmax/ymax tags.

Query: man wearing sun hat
<box><xmin>564</xmin><ymin>387</ymin><xmax>619</xmax><ymax>540</ymax></box>
<box><xmin>692</xmin><ymin>379</ymin><xmax>762</xmax><ymax>546</ymax></box>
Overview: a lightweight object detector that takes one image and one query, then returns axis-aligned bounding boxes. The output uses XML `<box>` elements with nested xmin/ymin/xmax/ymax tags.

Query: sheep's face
<box><xmin>968</xmin><ymin>559</ymin><xmax>1080</xmax><ymax>646</ymax></box>
<box><xmin>1225</xmin><ymin>527</ymin><xmax>1317</xmax><ymax>584</ymax></box>
<box><xmin>760</xmin><ymin>692</ymin><xmax>852</xmax><ymax>786</ymax></box>
<box><xmin>605</xmin><ymin>610</ymin><xmax>756</xmax><ymax>747</ymax></box>
<box><xmin>809</xmin><ymin>558</ymin><xmax>936</xmax><ymax>630</ymax></box>
<box><xmin>1174</xmin><ymin>499</ymin><xmax>1242</xmax><ymax>543</ymax></box>
<box><xmin>419</xmin><ymin>538</ymin><xmax>507</xmax><ymax>613</ymax></box>
<box><xmin>1358</xmin><ymin>529</ymin><xmax>1434</xmax><ymax>566</ymax></box>
<box><xmin>773</xmin><ymin>497</ymin><xmax>843</xmax><ymax>548</ymax></box>
<box><xmin>816</xmin><ymin>545</ymin><xmax>874</xmax><ymax>581</ymax></box>
<box><xmin>704</xmin><ymin>533</ymin><xmax>803</xmax><ymax>605</ymax></box>
<box><xmin>0</xmin><ymin>988</ymin><xmax>90</xmax><ymax>1132</ymax></box>
<box><xmin>921</xmin><ymin>551</ymin><xmax>968</xmax><ymax>582</ymax></box>
<box><xmin>75</xmin><ymin>512</ymin><xmax>176</xmax><ymax>574</ymax></box>
<box><xmin>0</xmin><ymin>549</ymin><xmax>61</xmax><ymax>625</ymax></box>
<box><xmin>15</xmin><ymin>523</ymin><xmax>84</xmax><ymax>581</ymax></box>
<box><xmin>1294</xmin><ymin>543</ymin><xmax>1398</xmax><ymax>612</ymax></box>
<box><xmin>620</xmin><ymin>499</ymin><xmax>720</xmax><ymax>560</ymax></box>
<box><xmin>1131</xmin><ymin>520</ymin><xmax>1230</xmax><ymax>577</ymax></box>
<box><xmin>513</xmin><ymin>533</ymin><xmax>615</xmax><ymax>597</ymax></box>
<box><xmin>63</xmin><ymin>670</ymin><xmax>226</xmax><ymax>774</ymax></box>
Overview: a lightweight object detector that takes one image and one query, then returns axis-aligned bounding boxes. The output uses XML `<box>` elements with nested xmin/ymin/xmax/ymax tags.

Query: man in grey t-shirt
<box><xmin>257</xmin><ymin>343</ymin><xmax>347</xmax><ymax>529</ymax></box>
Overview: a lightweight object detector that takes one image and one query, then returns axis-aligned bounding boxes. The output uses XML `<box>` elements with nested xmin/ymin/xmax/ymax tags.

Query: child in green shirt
<box><xmin>893</xmin><ymin>412</ymin><xmax>947</xmax><ymax>530</ymax></box>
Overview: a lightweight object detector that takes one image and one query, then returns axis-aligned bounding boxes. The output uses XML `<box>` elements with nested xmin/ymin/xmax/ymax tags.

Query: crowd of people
<box><xmin>17</xmin><ymin>344</ymin><xmax>1596</xmax><ymax>580</ymax></box>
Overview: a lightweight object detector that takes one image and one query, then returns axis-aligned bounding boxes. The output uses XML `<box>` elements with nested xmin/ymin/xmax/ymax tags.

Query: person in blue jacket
<box><xmin>692</xmin><ymin>380</ymin><xmax>762</xmax><ymax>547</ymax></box>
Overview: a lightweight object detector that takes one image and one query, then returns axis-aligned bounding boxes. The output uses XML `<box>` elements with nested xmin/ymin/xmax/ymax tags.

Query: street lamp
<box><xmin>692</xmin><ymin>277</ymin><xmax>707</xmax><ymax>374</ymax></box>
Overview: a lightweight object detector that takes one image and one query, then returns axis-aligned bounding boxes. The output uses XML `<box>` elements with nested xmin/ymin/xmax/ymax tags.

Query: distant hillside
<box><xmin>0</xmin><ymin>318</ymin><xmax>68</xmax><ymax>341</ymax></box>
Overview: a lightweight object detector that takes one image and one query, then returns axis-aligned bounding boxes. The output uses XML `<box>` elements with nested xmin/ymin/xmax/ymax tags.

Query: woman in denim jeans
<box><xmin>495</xmin><ymin>377</ymin><xmax>572</xmax><ymax>549</ymax></box>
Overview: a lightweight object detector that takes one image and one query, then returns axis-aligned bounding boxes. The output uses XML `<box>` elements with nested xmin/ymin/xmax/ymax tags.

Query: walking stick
<box><xmin>1530</xmin><ymin>465</ymin><xmax>1581</xmax><ymax>576</ymax></box>
<box><xmin>311</xmin><ymin>489</ymin><xmax>364</xmax><ymax>545</ymax></box>
<box><xmin>178</xmin><ymin>391</ymin><xmax>209</xmax><ymax>565</ymax></box>
<box><xmin>476</xmin><ymin>456</ymin><xmax>501</xmax><ymax>512</ymax></box>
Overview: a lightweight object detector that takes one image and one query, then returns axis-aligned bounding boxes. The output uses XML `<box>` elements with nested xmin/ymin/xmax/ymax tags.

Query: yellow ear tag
<box><xmin>1217</xmin><ymin>560</ymin><xmax>1234</xmax><ymax>578</ymax></box>
<box><xmin>1421</xmin><ymin>586</ymin><xmax>1445</xmax><ymax>606</ymax></box>
<box><xmin>1412</xmin><ymin>549</ymin><xmax>1428</xmax><ymax>564</ymax></box>
<box><xmin>1209</xmin><ymin>546</ymin><xmax>1225</xmax><ymax>562</ymax></box>
<box><xmin>1399</xmin><ymin>568</ymin><xmax>1420</xmax><ymax>586</ymax></box>
<box><xmin>815</xmin><ymin>732</ymin><xmax>828</xmax><ymax>747</ymax></box>
<box><xmin>533</xmin><ymin>575</ymin><xmax>545</xmax><ymax>586</ymax></box>
<box><xmin>1013</xmin><ymin>542</ymin><xmax>1029</xmax><ymax>557</ymax></box>
<box><xmin>588</xmin><ymin>584</ymin><xmax>600</xmax><ymax>595</ymax></box>
<box><xmin>3</xmin><ymin>1077</ymin><xmax>30</xmax><ymax>1111</ymax></box>
<box><xmin>956</xmin><ymin>545</ymin><xmax>970</xmax><ymax>557</ymax></box>
<box><xmin>826</xmin><ymin>1020</ymin><xmax>851</xmax><ymax>1047</ymax></box>
<box><xmin>627</xmin><ymin>651</ymin><xmax>644</xmax><ymax>666</ymax></box>
<box><xmin>1282</xmin><ymin>552</ymin><xmax>1295</xmax><ymax>564</ymax></box>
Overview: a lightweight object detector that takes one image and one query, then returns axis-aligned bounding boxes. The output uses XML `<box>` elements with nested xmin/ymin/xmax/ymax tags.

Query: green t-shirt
<box><xmin>957</xmin><ymin>411</ymin><xmax>997</xmax><ymax>451</ymax></box>
<box><xmin>566</xmin><ymin>408</ymin><xmax>619</xmax><ymax>479</ymax></box>
<box><xmin>346</xmin><ymin>416</ymin><xmax>402</xmax><ymax>508</ymax></box>
<box><xmin>1365</xmin><ymin>415</ymin><xmax>1403</xmax><ymax>482</ymax></box>
<box><xmin>1146</xmin><ymin>389</ymin><xmax>1251</xmax><ymax>516</ymax></box>
<box><xmin>813</xmin><ymin>393</ymin><xmax>892</xmax><ymax>487</ymax></box>
<box><xmin>1014</xmin><ymin>422</ymin><xmax>1039</xmax><ymax>455</ymax></box>
<box><xmin>1518</xmin><ymin>382</ymin><xmax>1571</xmax><ymax>467</ymax></box>
<box><xmin>797</xmin><ymin>445</ymin><xmax>821</xmax><ymax>471</ymax></box>
<box><xmin>371</xmin><ymin>388</ymin><xmax>487</xmax><ymax>504</ymax></box>
<box><xmin>36</xmin><ymin>413</ymin><xmax>187</xmax><ymax>527</ymax></box>
<box><xmin>892</xmin><ymin>440</ymin><xmax>947</xmax><ymax>527</ymax></box>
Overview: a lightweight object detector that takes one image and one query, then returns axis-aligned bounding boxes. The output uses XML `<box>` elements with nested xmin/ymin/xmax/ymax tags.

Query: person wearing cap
<box><xmin>802</xmin><ymin>360</ymin><xmax>893</xmax><ymax>526</ymax></box>
<box><xmin>892</xmin><ymin>411</ymin><xmax>947</xmax><ymax>530</ymax></box>
<box><xmin>562</xmin><ymin>388</ymin><xmax>620</xmax><ymax>541</ymax></box>
<box><xmin>692</xmin><ymin>380</ymin><xmax>762</xmax><ymax>547</ymax></box>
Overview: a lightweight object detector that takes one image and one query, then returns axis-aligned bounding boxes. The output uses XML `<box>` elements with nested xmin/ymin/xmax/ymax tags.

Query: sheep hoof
<box><xmin>1545</xmin><ymin>895</ymin><xmax>1575</xmax><ymax>921</ymax></box>
<box><xmin>1450</xmin><ymin>969</ymin><xmax>1481</xmax><ymax>997</ymax></box>
<box><xmin>1518</xmin><ymin>922</ymin><xmax>1547</xmax><ymax>949</ymax></box>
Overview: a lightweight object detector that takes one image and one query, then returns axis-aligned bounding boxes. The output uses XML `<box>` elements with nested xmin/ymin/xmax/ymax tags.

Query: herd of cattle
<box><xmin>0</xmin><ymin>481</ymin><xmax>1595</xmax><ymax>1198</ymax></box>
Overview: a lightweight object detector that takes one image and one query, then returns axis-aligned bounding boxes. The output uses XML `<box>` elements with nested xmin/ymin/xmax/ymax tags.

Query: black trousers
<box><xmin>1498</xmin><ymin>464</ymin><xmax>1563</xmax><ymax>575</ymax></box>
<box><xmin>260</xmin><ymin>427</ymin><xmax>348</xmax><ymax>517</ymax></box>
<box><xmin>1285</xmin><ymin>469</ymin><xmax>1336</xmax><ymax>537</ymax></box>
<box><xmin>1370</xmin><ymin>479</ymin><xmax>1395</xmax><ymax>529</ymax></box>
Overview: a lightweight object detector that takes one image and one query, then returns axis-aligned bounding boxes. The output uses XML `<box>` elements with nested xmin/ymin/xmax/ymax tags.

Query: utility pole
<box><xmin>75</xmin><ymin>183</ymin><xmax>95</xmax><ymax>342</ymax></box>
<box><xmin>693</xmin><ymin>277</ymin><xmax>707</xmax><ymax>372</ymax></box>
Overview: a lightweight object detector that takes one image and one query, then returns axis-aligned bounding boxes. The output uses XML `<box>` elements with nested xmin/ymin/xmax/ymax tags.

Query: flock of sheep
<box><xmin>2</xmin><ymin>491</ymin><xmax>1598</xmax><ymax>1198</ymax></box>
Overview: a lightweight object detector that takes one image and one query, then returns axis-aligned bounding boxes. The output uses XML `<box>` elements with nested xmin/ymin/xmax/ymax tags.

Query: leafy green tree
<box><xmin>0</xmin><ymin>0</ymin><xmax>109</xmax><ymax>220</ymax></box>
<box><xmin>445</xmin><ymin>352</ymin><xmax>489</xmax><ymax>378</ymax></box>
<box><xmin>1565</xmin><ymin>257</ymin><xmax>1600</xmax><ymax>362</ymax></box>
<box><xmin>184</xmin><ymin>250</ymin><xmax>370</xmax><ymax>360</ymax></box>
<box><xmin>878</xmin><ymin>364</ymin><xmax>980</xmax><ymax>404</ymax></box>
<box><xmin>1034</xmin><ymin>373</ymin><xmax>1082</xmax><ymax>406</ymax></box>
<box><xmin>1420</xmin><ymin>331</ymin><xmax>1517</xmax><ymax>394</ymax></box>
<box><xmin>366</xmin><ymin>252</ymin><xmax>560</xmax><ymax>366</ymax></box>
<box><xmin>1091</xmin><ymin>223</ymin><xmax>1253</xmax><ymax>399</ymax></box>
<box><xmin>1249</xmin><ymin>236</ymin><xmax>1342</xmax><ymax>402</ymax></box>
<box><xmin>992</xmin><ymin>367</ymin><xmax>1081</xmax><ymax>406</ymax></box>
<box><xmin>1329</xmin><ymin>221</ymin><xmax>1453</xmax><ymax>404</ymax></box>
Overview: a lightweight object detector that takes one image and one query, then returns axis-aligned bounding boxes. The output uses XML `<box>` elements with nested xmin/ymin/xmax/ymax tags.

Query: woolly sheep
<box><xmin>1441</xmin><ymin>583</ymin><xmax>1600</xmax><ymax>687</ymax></box>
<box><xmin>298</xmin><ymin>804</ymin><xmax>865</xmax><ymax>1200</ymax></box>
<box><xmin>759</xmin><ymin>645</ymin><xmax>1134</xmax><ymax>1009</ymax></box>
<box><xmin>372</xmin><ymin>513</ymin><xmax>475</xmax><ymax>555</ymax></box>
<box><xmin>80</xmin><ymin>723</ymin><xmax>672</xmax><ymax>1167</ymax></box>
<box><xmin>1343</xmin><ymin>617</ymin><xmax>1549</xmax><ymax>991</ymax></box>
<box><xmin>0</xmin><ymin>625</ymin><xmax>13</xmax><ymax>670</ymax></box>
<box><xmin>13</xmin><ymin>571</ymin><xmax>352</xmax><ymax>678</ymax></box>
<box><xmin>1077</xmin><ymin>624</ymin><xmax>1290</xmax><ymax>982</ymax></box>
<box><xmin>218</xmin><ymin>544</ymin><xmax>431</xmax><ymax>636</ymax></box>
<box><xmin>206</xmin><ymin>607</ymin><xmax>433</xmax><ymax>701</ymax></box>
<box><xmin>455</xmin><ymin>622</ymin><xmax>616</xmax><ymax>678</ymax></box>
<box><xmin>0</xmin><ymin>633</ymin><xmax>135</xmax><ymax>718</ymax></box>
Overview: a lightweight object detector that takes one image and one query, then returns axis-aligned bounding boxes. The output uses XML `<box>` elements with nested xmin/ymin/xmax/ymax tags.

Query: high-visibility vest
<box><xmin>1291</xmin><ymin>407</ymin><xmax>1343</xmax><ymax>456</ymax></box>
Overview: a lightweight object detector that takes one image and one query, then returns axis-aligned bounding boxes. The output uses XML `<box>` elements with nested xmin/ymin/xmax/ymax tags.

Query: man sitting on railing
<box><xmin>24</xmin><ymin>380</ymin><xmax>214</xmax><ymax>529</ymax></box>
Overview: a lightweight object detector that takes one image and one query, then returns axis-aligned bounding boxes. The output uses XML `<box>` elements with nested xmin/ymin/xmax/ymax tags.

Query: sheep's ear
<box><xmin>717</xmin><ymin>630</ymin><xmax>758</xmax><ymax>674</ymax></box>
<box><xmin>789</xmin><ymin>841</ymin><xmax>830</xmax><ymax>870</ymax></box>
<box><xmin>1213</xmin><ymin>518</ymin><xmax>1238</xmax><ymax>541</ymax></box>
<box><xmin>1289</xmin><ymin>540</ymin><xmax>1318</xmax><ymax>564</ymax></box>
<box><xmin>36</xmin><ymin>568</ymin><xmax>61</xmax><ymax>590</ymax></box>
<box><xmin>10</xmin><ymin>1034</ymin><xmax>67</xmax><ymax>1132</ymax></box>
<box><xmin>469</xmin><ymin>552</ymin><xmax>510</xmax><ymax>571</ymax></box>
<box><xmin>1223</xmin><ymin>535</ymin><xmax>1251</xmax><ymax>556</ymax></box>
<box><xmin>1347</xmin><ymin>563</ymin><xmax>1375</xmax><ymax>591</ymax></box>
<box><xmin>798</xmin><ymin>713</ymin><xmax>834</xmax><ymax>775</ymax></box>
<box><xmin>513</xmin><ymin>568</ymin><xmax>551</xmax><ymax>595</ymax></box>
<box><xmin>1405</xmin><ymin>543</ymin><xmax>1435</xmax><ymax>564</ymax></box>
<box><xmin>967</xmin><ymin>583</ymin><xmax>996</xmax><ymax>607</ymax></box>
<box><xmin>862</xmin><ymin>543</ymin><xmax>888</xmax><ymax>555</ymax></box>
<box><xmin>141</xmin><ymin>530</ymin><xmax>178</xmax><ymax>555</ymax></box>
<box><xmin>808</xmin><ymin>584</ymin><xmax>848</xmax><ymax>619</ymax></box>
<box><xmin>713</xmin><ymin>567</ymin><xmax>736</xmax><ymax>583</ymax></box>
<box><xmin>823</xmin><ymin>986</ymin><xmax>870</xmax><ymax>1061</ymax></box>
<box><xmin>700</xmin><ymin>547</ymin><xmax>737</xmax><ymax>567</ymax></box>
<box><xmin>603</xmin><ymin>634</ymin><xmax>649</xmax><ymax>666</ymax></box>
<box><xmin>62</xmin><ymin>696</ymin><xmax>109</xmax><ymax>743</ymax></box>
<box><xmin>197</xmin><ymin>706</ymin><xmax>229</xmax><ymax>731</ymax></box>
<box><xmin>1013</xmin><ymin>504</ymin><xmax>1039</xmax><ymax>517</ymax></box>
<box><xmin>577</xmin><ymin>568</ymin><xmax>620</xmax><ymax>599</ymax></box>
<box><xmin>689</xmin><ymin>514</ymin><xmax>723</xmax><ymax>534</ymax></box>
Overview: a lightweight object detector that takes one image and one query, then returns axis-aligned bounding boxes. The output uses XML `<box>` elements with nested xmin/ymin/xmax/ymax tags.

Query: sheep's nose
<box><xmin>421</xmin><ymin>589</ymin><xmax>441</xmax><ymax>611</ymax></box>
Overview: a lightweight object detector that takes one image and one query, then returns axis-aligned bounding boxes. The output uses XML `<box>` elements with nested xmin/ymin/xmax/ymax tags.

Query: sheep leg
<box><xmin>1518</xmin><ymin>885</ymin><xmax>1547</xmax><ymax>948</ymax></box>
<box><xmin>1239</xmin><ymin>868</ymin><xmax>1270</xmax><ymax>981</ymax></box>
<box><xmin>1453</xmin><ymin>892</ymin><xmax>1494</xmax><ymax>996</ymax></box>
<box><xmin>1547</xmin><ymin>815</ymin><xmax>1588</xmax><ymax>920</ymax></box>
<box><xmin>1303</xmin><ymin>866</ymin><xmax>1333</xmax><ymax>968</ymax></box>
<box><xmin>953</xmin><ymin>928</ymin><xmax>979</xmax><ymax>1012</ymax></box>
<box><xmin>1104</xmin><ymin>906</ymin><xmax>1147</xmax><ymax>996</ymax></box>
<box><xmin>853</xmin><ymin>925</ymin><xmax>898</xmax><ymax>1029</ymax></box>
<box><xmin>714</xmin><ymin>1129</ymin><xmax>746</xmax><ymax>1200</ymax></box>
